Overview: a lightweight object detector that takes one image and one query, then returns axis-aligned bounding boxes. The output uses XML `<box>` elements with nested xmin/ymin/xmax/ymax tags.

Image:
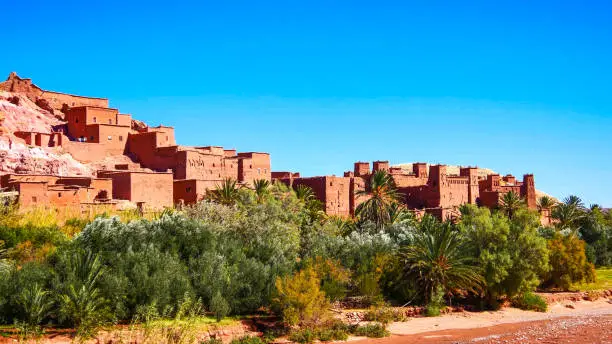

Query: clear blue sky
<box><xmin>2</xmin><ymin>1</ymin><xmax>611</xmax><ymax>206</ymax></box>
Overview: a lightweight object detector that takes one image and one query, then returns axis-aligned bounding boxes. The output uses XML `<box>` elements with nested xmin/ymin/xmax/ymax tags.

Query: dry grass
<box><xmin>572</xmin><ymin>268</ymin><xmax>612</xmax><ymax>292</ymax></box>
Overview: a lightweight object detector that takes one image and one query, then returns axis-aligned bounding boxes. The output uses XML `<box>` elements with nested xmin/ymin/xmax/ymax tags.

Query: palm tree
<box><xmin>294</xmin><ymin>184</ymin><xmax>316</xmax><ymax>202</ymax></box>
<box><xmin>564</xmin><ymin>195</ymin><xmax>585</xmax><ymax>210</ymax></box>
<box><xmin>401</xmin><ymin>224</ymin><xmax>483</xmax><ymax>304</ymax></box>
<box><xmin>16</xmin><ymin>284</ymin><xmax>53</xmax><ymax>337</ymax></box>
<box><xmin>552</xmin><ymin>195</ymin><xmax>586</xmax><ymax>230</ymax></box>
<box><xmin>537</xmin><ymin>196</ymin><xmax>556</xmax><ymax>212</ymax></box>
<box><xmin>58</xmin><ymin>251</ymin><xmax>110</xmax><ymax>340</ymax></box>
<box><xmin>499</xmin><ymin>191</ymin><xmax>524</xmax><ymax>219</ymax></box>
<box><xmin>293</xmin><ymin>184</ymin><xmax>326</xmax><ymax>223</ymax></box>
<box><xmin>208</xmin><ymin>178</ymin><xmax>241</xmax><ymax>206</ymax></box>
<box><xmin>253</xmin><ymin>179</ymin><xmax>271</xmax><ymax>204</ymax></box>
<box><xmin>387</xmin><ymin>203</ymin><xmax>416</xmax><ymax>227</ymax></box>
<box><xmin>355</xmin><ymin>170</ymin><xmax>403</xmax><ymax>228</ymax></box>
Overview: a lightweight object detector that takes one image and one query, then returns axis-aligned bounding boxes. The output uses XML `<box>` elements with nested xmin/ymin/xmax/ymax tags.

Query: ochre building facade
<box><xmin>273</xmin><ymin>161</ymin><xmax>537</xmax><ymax>220</ymax></box>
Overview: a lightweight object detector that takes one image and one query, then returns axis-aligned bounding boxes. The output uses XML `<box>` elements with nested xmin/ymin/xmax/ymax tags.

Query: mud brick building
<box><xmin>273</xmin><ymin>161</ymin><xmax>537</xmax><ymax>220</ymax></box>
<box><xmin>0</xmin><ymin>73</ymin><xmax>271</xmax><ymax>210</ymax></box>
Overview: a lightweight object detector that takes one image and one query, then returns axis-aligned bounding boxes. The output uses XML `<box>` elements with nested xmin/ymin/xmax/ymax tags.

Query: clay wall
<box><xmin>130</xmin><ymin>172</ymin><xmax>173</xmax><ymax>209</ymax></box>
<box><xmin>15</xmin><ymin>182</ymin><xmax>49</xmax><ymax>207</ymax></box>
<box><xmin>14</xmin><ymin>131</ymin><xmax>35</xmax><ymax>145</ymax></box>
<box><xmin>392</xmin><ymin>174</ymin><xmax>428</xmax><ymax>188</ymax></box>
<box><xmin>117</xmin><ymin>114</ymin><xmax>132</xmax><ymax>127</ymax></box>
<box><xmin>126</xmin><ymin>132</ymin><xmax>178</xmax><ymax>170</ymax></box>
<box><xmin>97</xmin><ymin>171</ymin><xmax>173</xmax><ymax>209</ymax></box>
<box><xmin>503</xmin><ymin>175</ymin><xmax>517</xmax><ymax>185</ymax></box>
<box><xmin>55</xmin><ymin>177</ymin><xmax>112</xmax><ymax>200</ymax></box>
<box><xmin>373</xmin><ymin>161</ymin><xmax>390</xmax><ymax>172</ymax></box>
<box><xmin>46</xmin><ymin>186</ymin><xmax>83</xmax><ymax>207</ymax></box>
<box><xmin>413</xmin><ymin>163</ymin><xmax>428</xmax><ymax>178</ymax></box>
<box><xmin>173</xmin><ymin>179</ymin><xmax>219</xmax><ymax>205</ymax></box>
<box><xmin>41</xmin><ymin>91</ymin><xmax>108</xmax><ymax>110</ymax></box>
<box><xmin>0</xmin><ymin>73</ymin><xmax>109</xmax><ymax>111</ymax></box>
<box><xmin>63</xmin><ymin>140</ymin><xmax>126</xmax><ymax>162</ymax></box>
<box><xmin>292</xmin><ymin>176</ymin><xmax>351</xmax><ymax>217</ymax></box>
<box><xmin>349</xmin><ymin>176</ymin><xmax>367</xmax><ymax>216</ymax></box>
<box><xmin>460</xmin><ymin>167</ymin><xmax>480</xmax><ymax>204</ymax></box>
<box><xmin>197</xmin><ymin>146</ymin><xmax>224</xmax><ymax>155</ymax></box>
<box><xmin>175</xmin><ymin>150</ymin><xmax>225</xmax><ymax>180</ymax></box>
<box><xmin>354</xmin><ymin>162</ymin><xmax>370</xmax><ymax>177</ymax></box>
<box><xmin>223</xmin><ymin>157</ymin><xmax>239</xmax><ymax>180</ymax></box>
<box><xmin>2</xmin><ymin>174</ymin><xmax>59</xmax><ymax>188</ymax></box>
<box><xmin>83</xmin><ymin>107</ymin><xmax>120</xmax><ymax>125</ymax></box>
<box><xmin>224</xmin><ymin>149</ymin><xmax>237</xmax><ymax>157</ymax></box>
<box><xmin>86</xmin><ymin>124</ymin><xmax>129</xmax><ymax>150</ymax></box>
<box><xmin>97</xmin><ymin>171</ymin><xmax>131</xmax><ymax>200</ymax></box>
<box><xmin>521</xmin><ymin>174</ymin><xmax>537</xmax><ymax>209</ymax></box>
<box><xmin>147</xmin><ymin>126</ymin><xmax>176</xmax><ymax>147</ymax></box>
<box><xmin>64</xmin><ymin>107</ymin><xmax>88</xmax><ymax>139</ymax></box>
<box><xmin>237</xmin><ymin>153</ymin><xmax>271</xmax><ymax>185</ymax></box>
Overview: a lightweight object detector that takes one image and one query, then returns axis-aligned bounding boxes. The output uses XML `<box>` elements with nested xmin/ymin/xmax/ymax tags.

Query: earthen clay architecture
<box><xmin>273</xmin><ymin>161</ymin><xmax>537</xmax><ymax>220</ymax></box>
<box><xmin>1</xmin><ymin>72</ymin><xmax>541</xmax><ymax>220</ymax></box>
<box><xmin>0</xmin><ymin>73</ymin><xmax>270</xmax><ymax>210</ymax></box>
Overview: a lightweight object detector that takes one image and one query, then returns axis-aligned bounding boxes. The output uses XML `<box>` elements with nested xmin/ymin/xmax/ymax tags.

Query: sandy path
<box><xmin>357</xmin><ymin>299</ymin><xmax>612</xmax><ymax>343</ymax></box>
<box><xmin>385</xmin><ymin>298</ymin><xmax>611</xmax><ymax>335</ymax></box>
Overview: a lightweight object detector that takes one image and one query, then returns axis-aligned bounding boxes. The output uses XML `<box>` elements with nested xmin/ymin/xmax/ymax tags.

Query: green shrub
<box><xmin>210</xmin><ymin>291</ymin><xmax>230</xmax><ymax>322</ymax></box>
<box><xmin>512</xmin><ymin>292</ymin><xmax>547</xmax><ymax>312</ymax></box>
<box><xmin>364</xmin><ymin>303</ymin><xmax>406</xmax><ymax>324</ymax></box>
<box><xmin>425</xmin><ymin>286</ymin><xmax>445</xmax><ymax>317</ymax></box>
<box><xmin>230</xmin><ymin>335</ymin><xmax>265</xmax><ymax>344</ymax></box>
<box><xmin>201</xmin><ymin>338</ymin><xmax>223</xmax><ymax>344</ymax></box>
<box><xmin>14</xmin><ymin>283</ymin><xmax>53</xmax><ymax>339</ymax></box>
<box><xmin>288</xmin><ymin>328</ymin><xmax>317</xmax><ymax>344</ymax></box>
<box><xmin>273</xmin><ymin>266</ymin><xmax>330</xmax><ymax>327</ymax></box>
<box><xmin>352</xmin><ymin>323</ymin><xmax>389</xmax><ymax>338</ymax></box>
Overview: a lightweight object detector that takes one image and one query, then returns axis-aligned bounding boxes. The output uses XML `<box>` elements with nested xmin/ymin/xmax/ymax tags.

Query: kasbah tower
<box><xmin>0</xmin><ymin>72</ymin><xmax>541</xmax><ymax>222</ymax></box>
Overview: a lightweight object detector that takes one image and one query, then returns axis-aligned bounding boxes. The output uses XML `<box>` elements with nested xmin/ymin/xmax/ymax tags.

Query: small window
<box><xmin>107</xmin><ymin>135</ymin><xmax>112</xmax><ymax>140</ymax></box>
<box><xmin>330</xmin><ymin>182</ymin><xmax>333</xmax><ymax>186</ymax></box>
<box><xmin>58</xmin><ymin>192</ymin><xmax>62</xmax><ymax>198</ymax></box>
<box><xmin>119</xmin><ymin>136</ymin><xmax>123</xmax><ymax>141</ymax></box>
<box><xmin>93</xmin><ymin>117</ymin><xmax>97</xmax><ymax>123</ymax></box>
<box><xmin>75</xmin><ymin>118</ymin><xmax>79</xmax><ymax>123</ymax></box>
<box><xmin>166</xmin><ymin>136</ymin><xmax>169</xmax><ymax>141</ymax></box>
<box><xmin>108</xmin><ymin>119</ymin><xmax>112</xmax><ymax>124</ymax></box>
<box><xmin>90</xmin><ymin>136</ymin><xmax>94</xmax><ymax>141</ymax></box>
<box><xmin>32</xmin><ymin>196</ymin><xmax>37</xmax><ymax>202</ymax></box>
<box><xmin>186</xmin><ymin>187</ymin><xmax>192</xmax><ymax>193</ymax></box>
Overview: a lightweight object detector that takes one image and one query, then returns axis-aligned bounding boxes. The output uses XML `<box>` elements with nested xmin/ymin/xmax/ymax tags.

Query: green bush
<box><xmin>14</xmin><ymin>283</ymin><xmax>53</xmax><ymax>339</ymax></box>
<box><xmin>288</xmin><ymin>328</ymin><xmax>317</xmax><ymax>344</ymax></box>
<box><xmin>230</xmin><ymin>335</ymin><xmax>265</xmax><ymax>344</ymax></box>
<box><xmin>352</xmin><ymin>323</ymin><xmax>389</xmax><ymax>338</ymax></box>
<box><xmin>201</xmin><ymin>338</ymin><xmax>223</xmax><ymax>344</ymax></box>
<box><xmin>210</xmin><ymin>291</ymin><xmax>230</xmax><ymax>322</ymax></box>
<box><xmin>512</xmin><ymin>292</ymin><xmax>547</xmax><ymax>312</ymax></box>
<box><xmin>364</xmin><ymin>303</ymin><xmax>406</xmax><ymax>324</ymax></box>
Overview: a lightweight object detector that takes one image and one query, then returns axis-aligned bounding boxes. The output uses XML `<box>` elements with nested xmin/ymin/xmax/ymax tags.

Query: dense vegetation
<box><xmin>0</xmin><ymin>173</ymin><xmax>610</xmax><ymax>340</ymax></box>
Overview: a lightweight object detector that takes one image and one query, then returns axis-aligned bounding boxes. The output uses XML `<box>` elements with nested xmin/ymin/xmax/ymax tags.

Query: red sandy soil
<box><xmin>358</xmin><ymin>298</ymin><xmax>612</xmax><ymax>344</ymax></box>
<box><xmin>361</xmin><ymin>314</ymin><xmax>611</xmax><ymax>343</ymax></box>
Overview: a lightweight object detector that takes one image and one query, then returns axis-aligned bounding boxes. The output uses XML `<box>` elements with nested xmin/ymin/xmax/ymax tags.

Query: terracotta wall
<box><xmin>173</xmin><ymin>179</ymin><xmax>219</xmax><ymax>205</ymax></box>
<box><xmin>130</xmin><ymin>172</ymin><xmax>173</xmax><ymax>209</ymax></box>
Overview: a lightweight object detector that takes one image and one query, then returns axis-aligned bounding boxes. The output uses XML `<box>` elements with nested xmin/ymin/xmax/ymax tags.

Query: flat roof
<box><xmin>70</xmin><ymin>105</ymin><xmax>118</xmax><ymax>111</ymax></box>
<box><xmin>98</xmin><ymin>170</ymin><xmax>172</xmax><ymax>175</ymax></box>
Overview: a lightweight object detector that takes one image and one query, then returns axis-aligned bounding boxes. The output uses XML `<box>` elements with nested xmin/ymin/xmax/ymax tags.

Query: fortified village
<box><xmin>0</xmin><ymin>73</ymin><xmax>545</xmax><ymax>222</ymax></box>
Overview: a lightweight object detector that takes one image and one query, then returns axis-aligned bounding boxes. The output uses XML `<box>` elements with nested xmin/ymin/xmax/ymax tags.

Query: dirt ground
<box><xmin>360</xmin><ymin>298</ymin><xmax>612</xmax><ymax>344</ymax></box>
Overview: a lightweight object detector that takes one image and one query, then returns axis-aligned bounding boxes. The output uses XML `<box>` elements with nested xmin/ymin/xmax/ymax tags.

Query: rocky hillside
<box><xmin>0</xmin><ymin>91</ymin><xmax>94</xmax><ymax>176</ymax></box>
